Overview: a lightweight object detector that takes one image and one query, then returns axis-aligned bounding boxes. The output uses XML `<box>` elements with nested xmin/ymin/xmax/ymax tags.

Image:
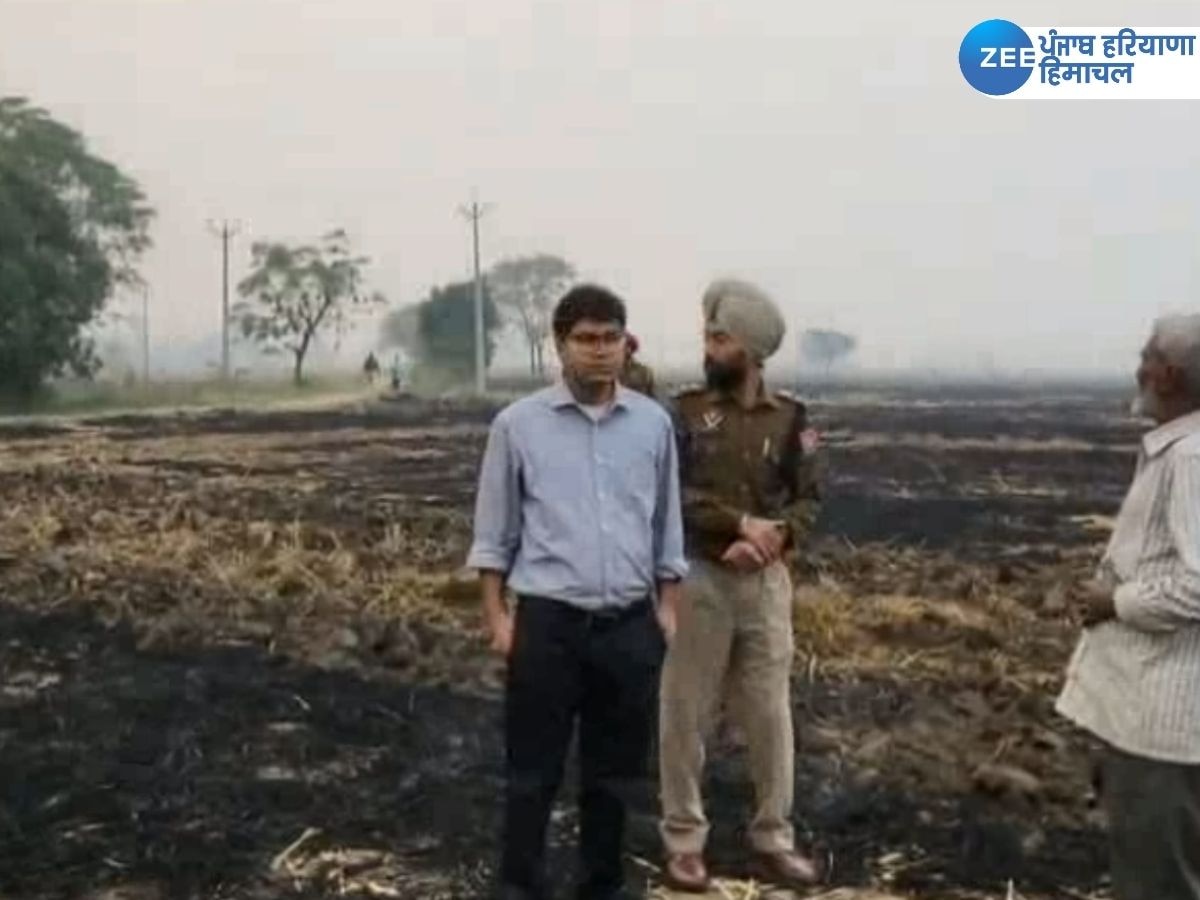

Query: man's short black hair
<box><xmin>552</xmin><ymin>285</ymin><xmax>627</xmax><ymax>341</ymax></box>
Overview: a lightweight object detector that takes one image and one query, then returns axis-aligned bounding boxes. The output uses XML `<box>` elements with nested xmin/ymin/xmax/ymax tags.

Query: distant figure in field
<box><xmin>390</xmin><ymin>354</ymin><xmax>404</xmax><ymax>392</ymax></box>
<box><xmin>620</xmin><ymin>333</ymin><xmax>656</xmax><ymax>398</ymax></box>
<box><xmin>1057</xmin><ymin>313</ymin><xmax>1200</xmax><ymax>900</ymax></box>
<box><xmin>363</xmin><ymin>352</ymin><xmax>380</xmax><ymax>386</ymax></box>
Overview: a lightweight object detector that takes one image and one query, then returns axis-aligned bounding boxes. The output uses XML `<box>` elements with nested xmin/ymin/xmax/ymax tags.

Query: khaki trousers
<box><xmin>659</xmin><ymin>558</ymin><xmax>796</xmax><ymax>856</ymax></box>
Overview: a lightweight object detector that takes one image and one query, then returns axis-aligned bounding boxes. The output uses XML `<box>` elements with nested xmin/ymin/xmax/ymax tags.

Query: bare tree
<box><xmin>488</xmin><ymin>255</ymin><xmax>576</xmax><ymax>377</ymax></box>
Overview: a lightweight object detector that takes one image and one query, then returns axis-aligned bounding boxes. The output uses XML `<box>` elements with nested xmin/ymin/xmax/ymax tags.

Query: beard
<box><xmin>704</xmin><ymin>355</ymin><xmax>748</xmax><ymax>392</ymax></box>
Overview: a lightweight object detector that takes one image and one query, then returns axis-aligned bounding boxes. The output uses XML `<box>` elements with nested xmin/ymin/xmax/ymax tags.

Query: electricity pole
<box><xmin>207</xmin><ymin>219</ymin><xmax>242</xmax><ymax>380</ymax></box>
<box><xmin>141</xmin><ymin>283</ymin><xmax>151</xmax><ymax>384</ymax></box>
<box><xmin>458</xmin><ymin>195</ymin><xmax>493</xmax><ymax>395</ymax></box>
<box><xmin>793</xmin><ymin>321</ymin><xmax>803</xmax><ymax>390</ymax></box>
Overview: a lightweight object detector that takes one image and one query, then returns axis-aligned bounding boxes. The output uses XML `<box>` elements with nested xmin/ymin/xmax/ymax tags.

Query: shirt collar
<box><xmin>705</xmin><ymin>383</ymin><xmax>779</xmax><ymax>410</ymax></box>
<box><xmin>1143</xmin><ymin>409</ymin><xmax>1200</xmax><ymax>458</ymax></box>
<box><xmin>547</xmin><ymin>380</ymin><xmax>630</xmax><ymax>412</ymax></box>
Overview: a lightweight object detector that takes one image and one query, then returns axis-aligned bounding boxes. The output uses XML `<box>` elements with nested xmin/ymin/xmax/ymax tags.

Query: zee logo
<box><xmin>979</xmin><ymin>47</ymin><xmax>1038</xmax><ymax>68</ymax></box>
<box><xmin>960</xmin><ymin>19</ymin><xmax>1036</xmax><ymax>95</ymax></box>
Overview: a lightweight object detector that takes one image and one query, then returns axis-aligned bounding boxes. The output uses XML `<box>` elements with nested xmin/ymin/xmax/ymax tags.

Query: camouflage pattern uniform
<box><xmin>659</xmin><ymin>382</ymin><xmax>821</xmax><ymax>858</ymax></box>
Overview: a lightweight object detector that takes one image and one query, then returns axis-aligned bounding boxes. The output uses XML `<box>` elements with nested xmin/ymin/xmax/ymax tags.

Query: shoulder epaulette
<box><xmin>672</xmin><ymin>383</ymin><xmax>706</xmax><ymax>398</ymax></box>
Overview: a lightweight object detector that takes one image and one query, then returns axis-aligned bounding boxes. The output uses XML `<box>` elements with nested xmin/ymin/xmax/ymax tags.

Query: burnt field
<box><xmin>0</xmin><ymin>385</ymin><xmax>1140</xmax><ymax>899</ymax></box>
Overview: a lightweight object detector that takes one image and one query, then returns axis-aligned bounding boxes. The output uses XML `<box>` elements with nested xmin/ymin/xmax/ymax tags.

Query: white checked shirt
<box><xmin>1058</xmin><ymin>410</ymin><xmax>1200</xmax><ymax>763</ymax></box>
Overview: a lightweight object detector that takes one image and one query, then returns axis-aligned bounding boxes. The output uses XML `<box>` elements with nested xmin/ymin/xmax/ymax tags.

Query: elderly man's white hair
<box><xmin>1153</xmin><ymin>313</ymin><xmax>1200</xmax><ymax>397</ymax></box>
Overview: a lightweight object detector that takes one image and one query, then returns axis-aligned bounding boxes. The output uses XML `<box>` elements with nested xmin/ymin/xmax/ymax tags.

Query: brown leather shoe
<box><xmin>751</xmin><ymin>850</ymin><xmax>820</xmax><ymax>888</ymax></box>
<box><xmin>664</xmin><ymin>853</ymin><xmax>710</xmax><ymax>893</ymax></box>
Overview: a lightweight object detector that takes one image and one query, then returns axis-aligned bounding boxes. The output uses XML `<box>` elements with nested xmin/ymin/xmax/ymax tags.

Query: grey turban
<box><xmin>702</xmin><ymin>279</ymin><xmax>786</xmax><ymax>362</ymax></box>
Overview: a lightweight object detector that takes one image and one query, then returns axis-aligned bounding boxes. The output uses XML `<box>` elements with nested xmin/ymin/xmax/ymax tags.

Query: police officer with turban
<box><xmin>659</xmin><ymin>278</ymin><xmax>823</xmax><ymax>893</ymax></box>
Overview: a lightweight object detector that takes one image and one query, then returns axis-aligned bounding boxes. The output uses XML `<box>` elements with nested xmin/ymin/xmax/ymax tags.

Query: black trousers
<box><xmin>1103</xmin><ymin>747</ymin><xmax>1200</xmax><ymax>900</ymax></box>
<box><xmin>500</xmin><ymin>595</ymin><xmax>665</xmax><ymax>900</ymax></box>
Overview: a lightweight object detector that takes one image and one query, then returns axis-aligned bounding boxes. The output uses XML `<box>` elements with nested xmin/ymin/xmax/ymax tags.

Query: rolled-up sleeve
<box><xmin>653</xmin><ymin>419</ymin><xmax>689</xmax><ymax>581</ymax></box>
<box><xmin>1115</xmin><ymin>453</ymin><xmax>1200</xmax><ymax>632</ymax></box>
<box><xmin>466</xmin><ymin>414</ymin><xmax>522</xmax><ymax>573</ymax></box>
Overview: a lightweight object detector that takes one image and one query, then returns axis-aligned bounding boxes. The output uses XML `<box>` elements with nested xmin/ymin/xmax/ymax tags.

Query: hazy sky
<box><xmin>3</xmin><ymin>0</ymin><xmax>1199</xmax><ymax>375</ymax></box>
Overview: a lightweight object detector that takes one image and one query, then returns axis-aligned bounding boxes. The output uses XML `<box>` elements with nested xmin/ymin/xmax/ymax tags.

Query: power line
<box><xmin>457</xmin><ymin>195</ymin><xmax>493</xmax><ymax>395</ymax></box>
<box><xmin>207</xmin><ymin>219</ymin><xmax>242</xmax><ymax>381</ymax></box>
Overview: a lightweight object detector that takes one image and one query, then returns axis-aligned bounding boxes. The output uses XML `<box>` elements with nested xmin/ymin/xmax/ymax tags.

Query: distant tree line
<box><xmin>379</xmin><ymin>265</ymin><xmax>865</xmax><ymax>387</ymax></box>
<box><xmin>0</xmin><ymin>93</ymin><xmax>860</xmax><ymax>400</ymax></box>
<box><xmin>0</xmin><ymin>95</ymin><xmax>387</xmax><ymax>398</ymax></box>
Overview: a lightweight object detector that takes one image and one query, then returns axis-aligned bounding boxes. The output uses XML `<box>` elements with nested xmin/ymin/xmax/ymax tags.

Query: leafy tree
<box><xmin>489</xmin><ymin>254</ymin><xmax>575</xmax><ymax>376</ymax></box>
<box><xmin>235</xmin><ymin>230</ymin><xmax>382</xmax><ymax>385</ymax></box>
<box><xmin>416</xmin><ymin>280</ymin><xmax>502</xmax><ymax>377</ymax></box>
<box><xmin>379</xmin><ymin>281</ymin><xmax>501</xmax><ymax>382</ymax></box>
<box><xmin>800</xmin><ymin>329</ymin><xmax>857</xmax><ymax>376</ymax></box>
<box><xmin>0</xmin><ymin>97</ymin><xmax>153</xmax><ymax>399</ymax></box>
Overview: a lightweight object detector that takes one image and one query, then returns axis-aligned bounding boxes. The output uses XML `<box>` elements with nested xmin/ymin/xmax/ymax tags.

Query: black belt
<box><xmin>519</xmin><ymin>595</ymin><xmax>651</xmax><ymax>627</ymax></box>
<box><xmin>584</xmin><ymin>600</ymin><xmax>651</xmax><ymax>626</ymax></box>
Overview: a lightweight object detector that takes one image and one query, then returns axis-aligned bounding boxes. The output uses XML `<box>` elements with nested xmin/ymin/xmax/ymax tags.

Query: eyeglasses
<box><xmin>567</xmin><ymin>330</ymin><xmax>626</xmax><ymax>349</ymax></box>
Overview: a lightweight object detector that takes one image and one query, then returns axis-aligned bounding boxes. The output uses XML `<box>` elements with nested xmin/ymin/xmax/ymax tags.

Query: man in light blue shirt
<box><xmin>468</xmin><ymin>285</ymin><xmax>687</xmax><ymax>900</ymax></box>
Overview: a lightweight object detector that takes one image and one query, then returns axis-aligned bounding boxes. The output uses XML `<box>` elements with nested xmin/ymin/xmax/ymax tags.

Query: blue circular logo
<box><xmin>960</xmin><ymin>19</ymin><xmax>1034</xmax><ymax>96</ymax></box>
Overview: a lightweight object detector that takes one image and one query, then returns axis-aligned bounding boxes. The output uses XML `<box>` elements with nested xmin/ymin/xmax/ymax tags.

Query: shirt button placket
<box><xmin>593</xmin><ymin>420</ymin><xmax>609</xmax><ymax>608</ymax></box>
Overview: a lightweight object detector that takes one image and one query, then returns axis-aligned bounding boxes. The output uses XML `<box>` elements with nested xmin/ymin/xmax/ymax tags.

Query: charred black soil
<box><xmin>0</xmin><ymin>386</ymin><xmax>1133</xmax><ymax>898</ymax></box>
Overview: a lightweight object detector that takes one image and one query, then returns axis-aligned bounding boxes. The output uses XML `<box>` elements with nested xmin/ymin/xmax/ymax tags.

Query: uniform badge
<box><xmin>700</xmin><ymin>411</ymin><xmax>725</xmax><ymax>432</ymax></box>
<box><xmin>799</xmin><ymin>428</ymin><xmax>820</xmax><ymax>455</ymax></box>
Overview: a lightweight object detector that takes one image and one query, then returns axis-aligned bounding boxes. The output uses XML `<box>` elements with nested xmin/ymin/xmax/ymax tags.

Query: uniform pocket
<box><xmin>694</xmin><ymin>430</ymin><xmax>726</xmax><ymax>456</ymax></box>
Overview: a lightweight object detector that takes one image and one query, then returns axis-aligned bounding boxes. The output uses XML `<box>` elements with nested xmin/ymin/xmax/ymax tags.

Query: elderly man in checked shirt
<box><xmin>1058</xmin><ymin>313</ymin><xmax>1200</xmax><ymax>900</ymax></box>
<box><xmin>468</xmin><ymin>285</ymin><xmax>687</xmax><ymax>900</ymax></box>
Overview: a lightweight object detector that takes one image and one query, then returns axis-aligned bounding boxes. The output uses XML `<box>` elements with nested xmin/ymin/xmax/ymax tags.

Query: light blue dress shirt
<box><xmin>467</xmin><ymin>383</ymin><xmax>688</xmax><ymax>610</ymax></box>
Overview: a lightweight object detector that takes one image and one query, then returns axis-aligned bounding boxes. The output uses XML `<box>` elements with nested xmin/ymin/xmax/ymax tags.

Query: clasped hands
<box><xmin>1073</xmin><ymin>579</ymin><xmax>1117</xmax><ymax>628</ymax></box>
<box><xmin>721</xmin><ymin>516</ymin><xmax>786</xmax><ymax>573</ymax></box>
